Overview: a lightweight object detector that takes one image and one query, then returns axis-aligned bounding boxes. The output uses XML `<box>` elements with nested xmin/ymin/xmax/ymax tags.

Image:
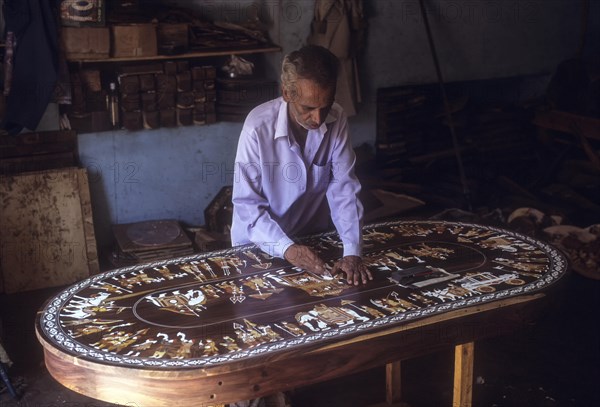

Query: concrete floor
<box><xmin>1</xmin><ymin>268</ymin><xmax>599</xmax><ymax>407</ymax></box>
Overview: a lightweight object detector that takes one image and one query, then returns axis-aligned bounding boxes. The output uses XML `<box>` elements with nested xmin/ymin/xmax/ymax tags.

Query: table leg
<box><xmin>452</xmin><ymin>342</ymin><xmax>474</xmax><ymax>407</ymax></box>
<box><xmin>386</xmin><ymin>361</ymin><xmax>402</xmax><ymax>404</ymax></box>
<box><xmin>370</xmin><ymin>361</ymin><xmax>410</xmax><ymax>407</ymax></box>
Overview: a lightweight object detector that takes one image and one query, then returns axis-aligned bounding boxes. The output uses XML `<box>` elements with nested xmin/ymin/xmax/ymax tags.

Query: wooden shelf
<box><xmin>67</xmin><ymin>45</ymin><xmax>281</xmax><ymax>63</ymax></box>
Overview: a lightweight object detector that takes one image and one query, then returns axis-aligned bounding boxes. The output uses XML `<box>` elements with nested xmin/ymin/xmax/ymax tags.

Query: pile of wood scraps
<box><xmin>362</xmin><ymin>189</ymin><xmax>425</xmax><ymax>222</ymax></box>
<box><xmin>543</xmin><ymin>224</ymin><xmax>600</xmax><ymax>280</ymax></box>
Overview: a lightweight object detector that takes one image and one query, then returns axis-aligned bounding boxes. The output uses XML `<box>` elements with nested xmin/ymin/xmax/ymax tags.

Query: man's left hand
<box><xmin>331</xmin><ymin>255</ymin><xmax>373</xmax><ymax>286</ymax></box>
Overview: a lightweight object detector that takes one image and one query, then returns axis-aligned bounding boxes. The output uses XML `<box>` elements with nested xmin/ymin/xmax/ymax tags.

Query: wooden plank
<box><xmin>0</xmin><ymin>130</ymin><xmax>77</xmax><ymax>158</ymax></box>
<box><xmin>0</xmin><ymin>152</ymin><xmax>76</xmax><ymax>175</ymax></box>
<box><xmin>452</xmin><ymin>342</ymin><xmax>474</xmax><ymax>407</ymax></box>
<box><xmin>67</xmin><ymin>45</ymin><xmax>282</xmax><ymax>63</ymax></box>
<box><xmin>0</xmin><ymin>167</ymin><xmax>98</xmax><ymax>293</ymax></box>
<box><xmin>76</xmin><ymin>168</ymin><xmax>100</xmax><ymax>275</ymax></box>
<box><xmin>533</xmin><ymin>110</ymin><xmax>600</xmax><ymax>140</ymax></box>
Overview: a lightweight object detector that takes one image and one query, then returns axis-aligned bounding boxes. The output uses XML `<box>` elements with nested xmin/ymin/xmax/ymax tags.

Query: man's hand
<box><xmin>284</xmin><ymin>244</ymin><xmax>327</xmax><ymax>275</ymax></box>
<box><xmin>331</xmin><ymin>255</ymin><xmax>372</xmax><ymax>286</ymax></box>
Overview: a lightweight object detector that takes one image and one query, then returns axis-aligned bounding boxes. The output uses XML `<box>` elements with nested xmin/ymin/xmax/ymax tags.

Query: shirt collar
<box><xmin>274</xmin><ymin>97</ymin><xmax>337</xmax><ymax>140</ymax></box>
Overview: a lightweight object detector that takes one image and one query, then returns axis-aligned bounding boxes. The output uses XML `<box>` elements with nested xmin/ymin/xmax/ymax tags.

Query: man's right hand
<box><xmin>284</xmin><ymin>244</ymin><xmax>328</xmax><ymax>275</ymax></box>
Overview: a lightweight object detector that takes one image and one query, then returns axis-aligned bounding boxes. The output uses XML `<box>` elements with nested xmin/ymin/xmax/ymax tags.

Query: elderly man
<box><xmin>231</xmin><ymin>44</ymin><xmax>371</xmax><ymax>286</ymax></box>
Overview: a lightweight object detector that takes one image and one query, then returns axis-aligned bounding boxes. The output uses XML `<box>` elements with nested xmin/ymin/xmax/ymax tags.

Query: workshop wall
<box><xmin>78</xmin><ymin>0</ymin><xmax>598</xmax><ymax>248</ymax></box>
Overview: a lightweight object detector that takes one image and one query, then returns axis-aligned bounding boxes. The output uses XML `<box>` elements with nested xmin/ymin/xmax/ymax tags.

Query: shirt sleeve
<box><xmin>231</xmin><ymin>128</ymin><xmax>295</xmax><ymax>259</ymax></box>
<box><xmin>325</xmin><ymin>112</ymin><xmax>364</xmax><ymax>257</ymax></box>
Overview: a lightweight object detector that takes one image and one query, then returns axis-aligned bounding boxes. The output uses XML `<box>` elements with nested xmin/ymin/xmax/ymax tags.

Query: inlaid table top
<box><xmin>36</xmin><ymin>220</ymin><xmax>568</xmax><ymax>406</ymax></box>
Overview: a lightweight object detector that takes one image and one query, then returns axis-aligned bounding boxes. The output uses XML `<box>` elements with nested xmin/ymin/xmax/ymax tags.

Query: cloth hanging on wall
<box><xmin>308</xmin><ymin>0</ymin><xmax>365</xmax><ymax>117</ymax></box>
<box><xmin>2</xmin><ymin>0</ymin><xmax>60</xmax><ymax>135</ymax></box>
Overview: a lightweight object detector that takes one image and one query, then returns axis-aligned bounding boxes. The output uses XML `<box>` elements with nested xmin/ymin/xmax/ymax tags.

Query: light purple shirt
<box><xmin>231</xmin><ymin>97</ymin><xmax>363</xmax><ymax>259</ymax></box>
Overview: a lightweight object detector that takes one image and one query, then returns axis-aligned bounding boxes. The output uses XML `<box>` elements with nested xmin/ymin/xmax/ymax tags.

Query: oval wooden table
<box><xmin>36</xmin><ymin>220</ymin><xmax>568</xmax><ymax>406</ymax></box>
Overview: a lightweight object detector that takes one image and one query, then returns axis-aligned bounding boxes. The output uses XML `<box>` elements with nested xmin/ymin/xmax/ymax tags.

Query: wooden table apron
<box><xmin>35</xmin><ymin>220</ymin><xmax>567</xmax><ymax>406</ymax></box>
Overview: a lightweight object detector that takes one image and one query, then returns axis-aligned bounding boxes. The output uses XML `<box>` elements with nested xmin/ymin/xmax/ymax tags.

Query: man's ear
<box><xmin>281</xmin><ymin>85</ymin><xmax>292</xmax><ymax>103</ymax></box>
<box><xmin>282</xmin><ymin>85</ymin><xmax>291</xmax><ymax>102</ymax></box>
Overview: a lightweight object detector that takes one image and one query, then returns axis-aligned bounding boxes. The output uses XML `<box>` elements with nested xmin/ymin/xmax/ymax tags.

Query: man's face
<box><xmin>283</xmin><ymin>78</ymin><xmax>335</xmax><ymax>131</ymax></box>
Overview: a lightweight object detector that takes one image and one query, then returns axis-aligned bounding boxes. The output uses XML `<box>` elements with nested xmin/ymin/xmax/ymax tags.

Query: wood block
<box><xmin>206</xmin><ymin>112</ymin><xmax>217</xmax><ymax>124</ymax></box>
<box><xmin>85</xmin><ymin>90</ymin><xmax>106</xmax><ymax>111</ymax></box>
<box><xmin>0</xmin><ymin>167</ymin><xmax>98</xmax><ymax>293</ymax></box>
<box><xmin>206</xmin><ymin>90</ymin><xmax>217</xmax><ymax>103</ymax></box>
<box><xmin>194</xmin><ymin>90</ymin><xmax>207</xmax><ymax>103</ymax></box>
<box><xmin>143</xmin><ymin>111</ymin><xmax>160</xmax><ymax>129</ymax></box>
<box><xmin>112</xmin><ymin>24</ymin><xmax>157</xmax><ymax>58</ymax></box>
<box><xmin>160</xmin><ymin>109</ymin><xmax>177</xmax><ymax>127</ymax></box>
<box><xmin>122</xmin><ymin>111</ymin><xmax>143</xmax><ymax>131</ymax></box>
<box><xmin>192</xmin><ymin>66</ymin><xmax>205</xmax><ymax>81</ymax></box>
<box><xmin>120</xmin><ymin>75</ymin><xmax>140</xmax><ymax>94</ymax></box>
<box><xmin>163</xmin><ymin>61</ymin><xmax>177</xmax><ymax>75</ymax></box>
<box><xmin>176</xmin><ymin>61</ymin><xmax>189</xmax><ymax>73</ymax></box>
<box><xmin>156</xmin><ymin>74</ymin><xmax>176</xmax><ymax>93</ymax></box>
<box><xmin>204</xmin><ymin>80</ymin><xmax>216</xmax><ymax>91</ymax></box>
<box><xmin>157</xmin><ymin>92</ymin><xmax>175</xmax><ymax>109</ymax></box>
<box><xmin>203</xmin><ymin>65</ymin><xmax>216</xmax><ymax>79</ymax></box>
<box><xmin>176</xmin><ymin>71</ymin><xmax>192</xmax><ymax>92</ymax></box>
<box><xmin>121</xmin><ymin>93</ymin><xmax>141</xmax><ymax>112</ymax></box>
<box><xmin>61</xmin><ymin>27</ymin><xmax>109</xmax><ymax>60</ymax></box>
<box><xmin>139</xmin><ymin>74</ymin><xmax>156</xmax><ymax>92</ymax></box>
<box><xmin>176</xmin><ymin>91</ymin><xmax>194</xmax><ymax>109</ymax></box>
<box><xmin>141</xmin><ymin>92</ymin><xmax>158</xmax><ymax>111</ymax></box>
<box><xmin>177</xmin><ymin>108</ymin><xmax>193</xmax><ymax>126</ymax></box>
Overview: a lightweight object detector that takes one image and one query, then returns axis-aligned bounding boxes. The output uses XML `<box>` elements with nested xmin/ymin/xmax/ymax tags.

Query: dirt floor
<box><xmin>1</xmin><ymin>267</ymin><xmax>598</xmax><ymax>407</ymax></box>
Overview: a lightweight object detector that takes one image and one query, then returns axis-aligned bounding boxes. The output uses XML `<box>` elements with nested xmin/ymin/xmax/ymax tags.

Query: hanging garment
<box><xmin>308</xmin><ymin>0</ymin><xmax>365</xmax><ymax>117</ymax></box>
<box><xmin>3</xmin><ymin>0</ymin><xmax>60</xmax><ymax>134</ymax></box>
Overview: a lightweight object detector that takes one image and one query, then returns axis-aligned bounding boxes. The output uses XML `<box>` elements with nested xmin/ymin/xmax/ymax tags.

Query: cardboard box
<box><xmin>112</xmin><ymin>24</ymin><xmax>157</xmax><ymax>58</ymax></box>
<box><xmin>61</xmin><ymin>27</ymin><xmax>110</xmax><ymax>60</ymax></box>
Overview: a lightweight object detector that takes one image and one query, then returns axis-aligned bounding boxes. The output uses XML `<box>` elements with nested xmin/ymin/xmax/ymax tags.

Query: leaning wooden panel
<box><xmin>36</xmin><ymin>220</ymin><xmax>567</xmax><ymax>405</ymax></box>
<box><xmin>0</xmin><ymin>167</ymin><xmax>98</xmax><ymax>293</ymax></box>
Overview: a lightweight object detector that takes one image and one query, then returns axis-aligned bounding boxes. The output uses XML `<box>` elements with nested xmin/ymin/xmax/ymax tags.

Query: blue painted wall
<box><xmin>78</xmin><ymin>0</ymin><xmax>599</xmax><ymax>248</ymax></box>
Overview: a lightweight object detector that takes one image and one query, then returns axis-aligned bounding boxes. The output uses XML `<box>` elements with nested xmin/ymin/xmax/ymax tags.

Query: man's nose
<box><xmin>311</xmin><ymin>109</ymin><xmax>322</xmax><ymax>124</ymax></box>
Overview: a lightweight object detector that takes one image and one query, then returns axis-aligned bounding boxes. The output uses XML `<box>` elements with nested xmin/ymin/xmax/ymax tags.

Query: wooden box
<box><xmin>112</xmin><ymin>24</ymin><xmax>157</xmax><ymax>58</ymax></box>
<box><xmin>61</xmin><ymin>27</ymin><xmax>110</xmax><ymax>60</ymax></box>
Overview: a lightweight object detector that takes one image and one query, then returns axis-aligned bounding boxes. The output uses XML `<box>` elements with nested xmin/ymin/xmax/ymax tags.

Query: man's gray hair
<box><xmin>281</xmin><ymin>45</ymin><xmax>339</xmax><ymax>96</ymax></box>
